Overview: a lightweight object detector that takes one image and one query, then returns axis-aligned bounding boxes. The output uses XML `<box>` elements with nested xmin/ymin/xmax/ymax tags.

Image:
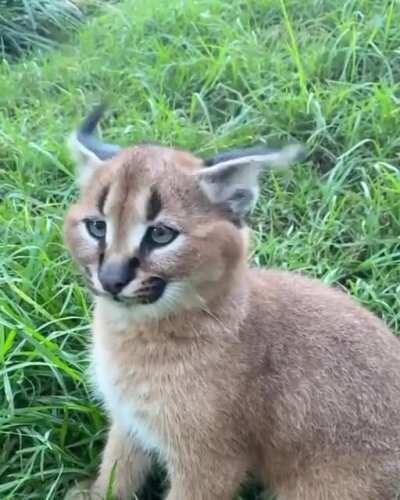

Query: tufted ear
<box><xmin>69</xmin><ymin>106</ymin><xmax>121</xmax><ymax>188</ymax></box>
<box><xmin>197</xmin><ymin>144</ymin><xmax>305</xmax><ymax>218</ymax></box>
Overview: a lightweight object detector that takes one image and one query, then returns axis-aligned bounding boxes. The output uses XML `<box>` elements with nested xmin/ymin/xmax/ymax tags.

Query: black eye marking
<box><xmin>128</xmin><ymin>256</ymin><xmax>140</xmax><ymax>276</ymax></box>
<box><xmin>97</xmin><ymin>185</ymin><xmax>110</xmax><ymax>215</ymax></box>
<box><xmin>146</xmin><ymin>188</ymin><xmax>162</xmax><ymax>221</ymax></box>
<box><xmin>98</xmin><ymin>255</ymin><xmax>104</xmax><ymax>272</ymax></box>
<box><xmin>84</xmin><ymin>219</ymin><xmax>107</xmax><ymax>240</ymax></box>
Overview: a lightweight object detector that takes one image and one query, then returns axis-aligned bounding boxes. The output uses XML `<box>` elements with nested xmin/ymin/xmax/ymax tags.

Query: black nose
<box><xmin>98</xmin><ymin>258</ymin><xmax>138</xmax><ymax>296</ymax></box>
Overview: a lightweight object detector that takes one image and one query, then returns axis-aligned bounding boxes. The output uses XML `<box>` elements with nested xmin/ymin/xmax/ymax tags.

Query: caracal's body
<box><xmin>65</xmin><ymin>109</ymin><xmax>400</xmax><ymax>500</ymax></box>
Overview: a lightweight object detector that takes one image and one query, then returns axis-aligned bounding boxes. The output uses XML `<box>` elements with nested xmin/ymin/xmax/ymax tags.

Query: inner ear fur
<box><xmin>197</xmin><ymin>144</ymin><xmax>305</xmax><ymax>218</ymax></box>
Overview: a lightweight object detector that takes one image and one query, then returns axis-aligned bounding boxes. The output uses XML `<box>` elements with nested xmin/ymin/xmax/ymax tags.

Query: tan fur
<box><xmin>64</xmin><ymin>143</ymin><xmax>400</xmax><ymax>500</ymax></box>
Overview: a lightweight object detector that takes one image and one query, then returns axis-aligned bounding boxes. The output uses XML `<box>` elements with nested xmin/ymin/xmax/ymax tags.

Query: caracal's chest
<box><xmin>91</xmin><ymin>336</ymin><xmax>170</xmax><ymax>455</ymax></box>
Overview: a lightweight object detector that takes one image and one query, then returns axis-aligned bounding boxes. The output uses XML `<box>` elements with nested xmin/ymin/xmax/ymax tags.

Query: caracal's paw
<box><xmin>64</xmin><ymin>480</ymin><xmax>104</xmax><ymax>500</ymax></box>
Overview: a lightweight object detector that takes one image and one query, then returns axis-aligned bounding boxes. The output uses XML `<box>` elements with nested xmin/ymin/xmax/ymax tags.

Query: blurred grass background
<box><xmin>0</xmin><ymin>0</ymin><xmax>88</xmax><ymax>59</ymax></box>
<box><xmin>0</xmin><ymin>0</ymin><xmax>399</xmax><ymax>498</ymax></box>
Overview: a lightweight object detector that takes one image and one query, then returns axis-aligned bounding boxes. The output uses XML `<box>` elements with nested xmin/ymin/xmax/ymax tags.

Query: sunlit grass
<box><xmin>0</xmin><ymin>0</ymin><xmax>399</xmax><ymax>498</ymax></box>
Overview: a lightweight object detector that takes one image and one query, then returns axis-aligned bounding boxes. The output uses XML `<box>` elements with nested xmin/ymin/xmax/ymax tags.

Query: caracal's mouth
<box><xmin>115</xmin><ymin>277</ymin><xmax>167</xmax><ymax>305</ymax></box>
<box><xmin>84</xmin><ymin>269</ymin><xmax>167</xmax><ymax>306</ymax></box>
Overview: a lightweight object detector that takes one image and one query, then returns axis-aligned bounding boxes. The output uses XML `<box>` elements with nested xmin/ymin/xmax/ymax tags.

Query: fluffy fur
<box><xmin>64</xmin><ymin>114</ymin><xmax>400</xmax><ymax>500</ymax></box>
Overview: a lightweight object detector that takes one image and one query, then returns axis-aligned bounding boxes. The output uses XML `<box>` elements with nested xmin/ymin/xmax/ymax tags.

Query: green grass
<box><xmin>1</xmin><ymin>0</ymin><xmax>400</xmax><ymax>498</ymax></box>
<box><xmin>0</xmin><ymin>0</ymin><xmax>84</xmax><ymax>59</ymax></box>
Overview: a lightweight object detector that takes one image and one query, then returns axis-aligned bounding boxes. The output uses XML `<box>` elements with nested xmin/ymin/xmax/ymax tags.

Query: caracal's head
<box><xmin>64</xmin><ymin>107</ymin><xmax>303</xmax><ymax>320</ymax></box>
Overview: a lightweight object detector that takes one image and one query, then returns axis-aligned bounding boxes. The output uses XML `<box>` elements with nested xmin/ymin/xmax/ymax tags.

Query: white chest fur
<box><xmin>91</xmin><ymin>338</ymin><xmax>165</xmax><ymax>454</ymax></box>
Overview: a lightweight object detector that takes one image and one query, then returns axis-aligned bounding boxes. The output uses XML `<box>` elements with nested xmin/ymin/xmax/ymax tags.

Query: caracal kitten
<box><xmin>64</xmin><ymin>108</ymin><xmax>400</xmax><ymax>500</ymax></box>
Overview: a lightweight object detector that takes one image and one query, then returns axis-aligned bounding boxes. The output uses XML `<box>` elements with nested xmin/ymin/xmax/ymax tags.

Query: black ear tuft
<box><xmin>77</xmin><ymin>104</ymin><xmax>107</xmax><ymax>141</ymax></box>
<box><xmin>204</xmin><ymin>145</ymin><xmax>281</xmax><ymax>167</ymax></box>
<box><xmin>69</xmin><ymin>105</ymin><xmax>122</xmax><ymax>188</ymax></box>
<box><xmin>75</xmin><ymin>105</ymin><xmax>120</xmax><ymax>161</ymax></box>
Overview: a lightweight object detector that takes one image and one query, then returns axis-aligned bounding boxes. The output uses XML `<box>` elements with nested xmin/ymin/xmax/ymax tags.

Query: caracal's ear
<box><xmin>69</xmin><ymin>105</ymin><xmax>121</xmax><ymax>188</ymax></box>
<box><xmin>197</xmin><ymin>144</ymin><xmax>305</xmax><ymax>219</ymax></box>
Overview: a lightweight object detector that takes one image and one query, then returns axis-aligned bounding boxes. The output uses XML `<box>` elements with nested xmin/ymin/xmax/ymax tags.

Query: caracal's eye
<box><xmin>149</xmin><ymin>225</ymin><xmax>178</xmax><ymax>246</ymax></box>
<box><xmin>85</xmin><ymin>219</ymin><xmax>106</xmax><ymax>239</ymax></box>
